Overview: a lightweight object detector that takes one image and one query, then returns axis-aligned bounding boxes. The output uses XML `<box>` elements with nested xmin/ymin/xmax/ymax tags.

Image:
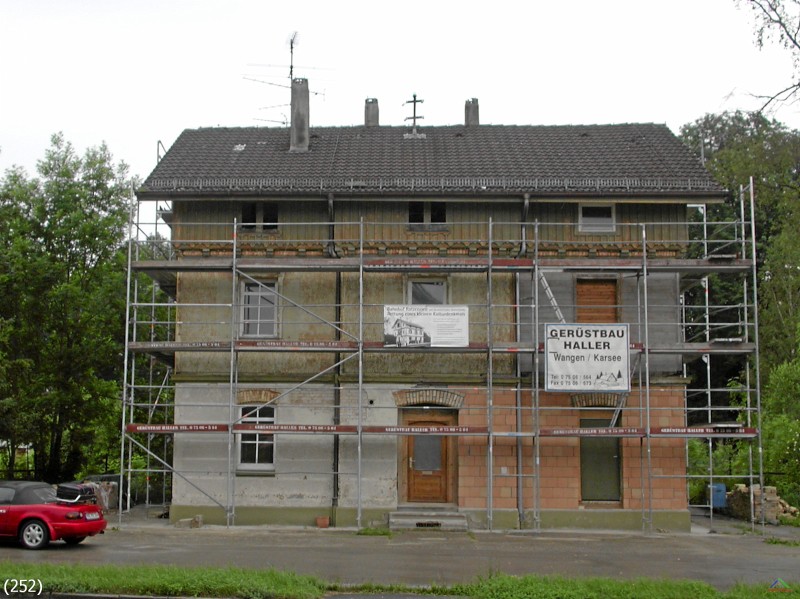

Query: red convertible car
<box><xmin>0</xmin><ymin>481</ymin><xmax>106</xmax><ymax>549</ymax></box>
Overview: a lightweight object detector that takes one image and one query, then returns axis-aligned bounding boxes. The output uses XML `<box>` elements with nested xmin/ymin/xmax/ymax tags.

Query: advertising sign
<box><xmin>545</xmin><ymin>323</ymin><xmax>630</xmax><ymax>392</ymax></box>
<box><xmin>384</xmin><ymin>305</ymin><xmax>469</xmax><ymax>347</ymax></box>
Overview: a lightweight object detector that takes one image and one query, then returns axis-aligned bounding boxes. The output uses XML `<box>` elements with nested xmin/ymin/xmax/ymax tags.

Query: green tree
<box><xmin>759</xmin><ymin>353</ymin><xmax>800</xmax><ymax>505</ymax></box>
<box><xmin>680</xmin><ymin>111</ymin><xmax>800</xmax><ymax>374</ymax></box>
<box><xmin>0</xmin><ymin>133</ymin><xmax>131</xmax><ymax>482</ymax></box>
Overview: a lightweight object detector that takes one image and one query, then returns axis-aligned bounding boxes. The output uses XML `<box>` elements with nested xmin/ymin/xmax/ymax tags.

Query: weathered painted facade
<box><xmin>125</xmin><ymin>80</ymin><xmax>759</xmax><ymax>531</ymax></box>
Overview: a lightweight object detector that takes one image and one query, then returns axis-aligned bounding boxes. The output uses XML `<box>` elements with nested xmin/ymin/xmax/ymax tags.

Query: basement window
<box><xmin>579</xmin><ymin>204</ymin><xmax>616</xmax><ymax>234</ymax></box>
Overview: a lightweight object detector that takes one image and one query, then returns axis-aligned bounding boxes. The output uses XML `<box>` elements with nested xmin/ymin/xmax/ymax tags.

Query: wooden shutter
<box><xmin>576</xmin><ymin>279</ymin><xmax>618</xmax><ymax>323</ymax></box>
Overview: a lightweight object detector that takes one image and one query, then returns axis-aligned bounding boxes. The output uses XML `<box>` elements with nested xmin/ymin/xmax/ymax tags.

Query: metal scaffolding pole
<box><xmin>227</xmin><ymin>220</ymin><xmax>239</xmax><ymax>527</ymax></box>
<box><xmin>486</xmin><ymin>219</ymin><xmax>494</xmax><ymax>530</ymax></box>
<box><xmin>641</xmin><ymin>224</ymin><xmax>654</xmax><ymax>533</ymax></box>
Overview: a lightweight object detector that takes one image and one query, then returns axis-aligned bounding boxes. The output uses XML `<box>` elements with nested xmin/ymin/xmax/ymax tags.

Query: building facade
<box><xmin>124</xmin><ymin>80</ymin><xmax>760</xmax><ymax>531</ymax></box>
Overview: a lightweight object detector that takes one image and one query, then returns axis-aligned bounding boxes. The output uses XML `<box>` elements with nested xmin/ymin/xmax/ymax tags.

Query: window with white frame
<box><xmin>241</xmin><ymin>281</ymin><xmax>277</xmax><ymax>337</ymax></box>
<box><xmin>410</xmin><ymin>280</ymin><xmax>447</xmax><ymax>305</ymax></box>
<box><xmin>238</xmin><ymin>405</ymin><xmax>275</xmax><ymax>471</ymax></box>
<box><xmin>578</xmin><ymin>204</ymin><xmax>616</xmax><ymax>233</ymax></box>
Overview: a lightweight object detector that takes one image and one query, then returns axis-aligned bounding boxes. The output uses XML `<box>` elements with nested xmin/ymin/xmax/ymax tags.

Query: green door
<box><xmin>580</xmin><ymin>418</ymin><xmax>621</xmax><ymax>501</ymax></box>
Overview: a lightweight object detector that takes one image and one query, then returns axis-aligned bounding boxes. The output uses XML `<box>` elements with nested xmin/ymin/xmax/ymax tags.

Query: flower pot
<box><xmin>315</xmin><ymin>516</ymin><xmax>330</xmax><ymax>528</ymax></box>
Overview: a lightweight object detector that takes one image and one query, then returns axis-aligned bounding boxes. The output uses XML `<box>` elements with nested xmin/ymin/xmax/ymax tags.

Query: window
<box><xmin>408</xmin><ymin>201</ymin><xmax>446</xmax><ymax>227</ymax></box>
<box><xmin>430</xmin><ymin>202</ymin><xmax>446</xmax><ymax>223</ymax></box>
<box><xmin>241</xmin><ymin>281</ymin><xmax>277</xmax><ymax>337</ymax></box>
<box><xmin>241</xmin><ymin>202</ymin><xmax>279</xmax><ymax>231</ymax></box>
<box><xmin>410</xmin><ymin>280</ymin><xmax>447</xmax><ymax>305</ymax></box>
<box><xmin>262</xmin><ymin>202</ymin><xmax>278</xmax><ymax>230</ymax></box>
<box><xmin>579</xmin><ymin>204</ymin><xmax>615</xmax><ymax>233</ymax></box>
<box><xmin>409</xmin><ymin>201</ymin><xmax>425</xmax><ymax>224</ymax></box>
<box><xmin>238</xmin><ymin>406</ymin><xmax>275</xmax><ymax>471</ymax></box>
<box><xmin>0</xmin><ymin>488</ymin><xmax>14</xmax><ymax>505</ymax></box>
<box><xmin>241</xmin><ymin>203</ymin><xmax>257</xmax><ymax>230</ymax></box>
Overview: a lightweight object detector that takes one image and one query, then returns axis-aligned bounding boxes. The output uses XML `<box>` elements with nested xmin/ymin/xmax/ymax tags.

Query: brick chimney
<box><xmin>290</xmin><ymin>78</ymin><xmax>309</xmax><ymax>152</ymax></box>
<box><xmin>365</xmin><ymin>98</ymin><xmax>379</xmax><ymax>126</ymax></box>
<box><xmin>465</xmin><ymin>98</ymin><xmax>479</xmax><ymax>127</ymax></box>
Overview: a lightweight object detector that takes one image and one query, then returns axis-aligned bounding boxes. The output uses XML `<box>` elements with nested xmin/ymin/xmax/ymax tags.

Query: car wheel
<box><xmin>63</xmin><ymin>536</ymin><xmax>86</xmax><ymax>545</ymax></box>
<box><xmin>19</xmin><ymin>519</ymin><xmax>49</xmax><ymax>550</ymax></box>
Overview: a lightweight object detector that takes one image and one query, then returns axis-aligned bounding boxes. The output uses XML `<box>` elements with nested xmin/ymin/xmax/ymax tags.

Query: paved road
<box><xmin>1</xmin><ymin>512</ymin><xmax>798</xmax><ymax>593</ymax></box>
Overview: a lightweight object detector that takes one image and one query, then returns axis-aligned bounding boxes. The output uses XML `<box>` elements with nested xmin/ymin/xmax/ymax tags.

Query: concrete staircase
<box><xmin>389</xmin><ymin>505</ymin><xmax>468</xmax><ymax>531</ymax></box>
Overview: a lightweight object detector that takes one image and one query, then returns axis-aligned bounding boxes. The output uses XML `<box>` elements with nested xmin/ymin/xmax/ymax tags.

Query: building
<box><xmin>124</xmin><ymin>79</ymin><xmax>761</xmax><ymax>531</ymax></box>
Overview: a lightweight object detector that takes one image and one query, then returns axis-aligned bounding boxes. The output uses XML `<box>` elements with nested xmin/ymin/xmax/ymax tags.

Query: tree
<box><xmin>0</xmin><ymin>133</ymin><xmax>132</xmax><ymax>482</ymax></box>
<box><xmin>758</xmin><ymin>352</ymin><xmax>800</xmax><ymax>505</ymax></box>
<box><xmin>739</xmin><ymin>0</ymin><xmax>800</xmax><ymax>109</ymax></box>
<box><xmin>680</xmin><ymin>111</ymin><xmax>800</xmax><ymax>374</ymax></box>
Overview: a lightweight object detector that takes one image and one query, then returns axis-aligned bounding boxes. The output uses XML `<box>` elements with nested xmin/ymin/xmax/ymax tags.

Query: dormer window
<box><xmin>579</xmin><ymin>204</ymin><xmax>616</xmax><ymax>234</ymax></box>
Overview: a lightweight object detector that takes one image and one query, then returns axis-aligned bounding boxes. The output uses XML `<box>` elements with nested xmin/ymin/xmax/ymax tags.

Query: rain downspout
<box><xmin>327</xmin><ymin>193</ymin><xmax>340</xmax><ymax>258</ymax></box>
<box><xmin>516</xmin><ymin>194</ymin><xmax>530</xmax><ymax>258</ymax></box>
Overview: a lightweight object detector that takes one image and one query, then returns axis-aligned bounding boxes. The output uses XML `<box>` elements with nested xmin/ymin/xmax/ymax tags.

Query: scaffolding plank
<box><xmin>132</xmin><ymin>256</ymin><xmax>753</xmax><ymax>275</ymax></box>
<box><xmin>651</xmin><ymin>426</ymin><xmax>758</xmax><ymax>438</ymax></box>
<box><xmin>540</xmin><ymin>427</ymin><xmax>645</xmax><ymax>437</ymax></box>
<box><xmin>126</xmin><ymin>423</ymin><xmax>489</xmax><ymax>435</ymax></box>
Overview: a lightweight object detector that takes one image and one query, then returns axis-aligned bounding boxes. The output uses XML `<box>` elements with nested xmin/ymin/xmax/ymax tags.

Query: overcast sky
<box><xmin>1</xmin><ymin>0</ymin><xmax>797</xmax><ymax>182</ymax></box>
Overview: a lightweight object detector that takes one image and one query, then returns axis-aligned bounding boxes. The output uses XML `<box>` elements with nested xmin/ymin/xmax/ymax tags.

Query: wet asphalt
<box><xmin>1</xmin><ymin>509</ymin><xmax>798</xmax><ymax>596</ymax></box>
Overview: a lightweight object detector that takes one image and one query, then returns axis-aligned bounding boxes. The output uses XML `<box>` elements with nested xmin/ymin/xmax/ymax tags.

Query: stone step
<box><xmin>389</xmin><ymin>510</ymin><xmax>468</xmax><ymax>531</ymax></box>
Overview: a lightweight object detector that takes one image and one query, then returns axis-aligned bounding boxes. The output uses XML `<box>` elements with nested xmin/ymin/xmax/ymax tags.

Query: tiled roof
<box><xmin>139</xmin><ymin>123</ymin><xmax>725</xmax><ymax>198</ymax></box>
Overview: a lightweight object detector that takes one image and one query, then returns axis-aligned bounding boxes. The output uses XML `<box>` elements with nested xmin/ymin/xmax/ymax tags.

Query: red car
<box><xmin>0</xmin><ymin>481</ymin><xmax>106</xmax><ymax>549</ymax></box>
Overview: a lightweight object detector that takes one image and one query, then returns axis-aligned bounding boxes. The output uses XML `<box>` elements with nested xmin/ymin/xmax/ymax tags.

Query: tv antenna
<box><xmin>404</xmin><ymin>93</ymin><xmax>426</xmax><ymax>138</ymax></box>
<box><xmin>405</xmin><ymin>94</ymin><xmax>424</xmax><ymax>127</ymax></box>
<box><xmin>289</xmin><ymin>31</ymin><xmax>298</xmax><ymax>80</ymax></box>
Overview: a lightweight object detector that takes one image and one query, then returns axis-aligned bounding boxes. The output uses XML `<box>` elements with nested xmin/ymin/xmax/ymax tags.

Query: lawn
<box><xmin>0</xmin><ymin>562</ymin><xmax>795</xmax><ymax>598</ymax></box>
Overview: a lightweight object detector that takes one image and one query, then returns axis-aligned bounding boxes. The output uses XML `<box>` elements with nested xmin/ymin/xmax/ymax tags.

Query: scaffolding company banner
<box><xmin>384</xmin><ymin>305</ymin><xmax>469</xmax><ymax>347</ymax></box>
<box><xmin>545</xmin><ymin>323</ymin><xmax>630</xmax><ymax>392</ymax></box>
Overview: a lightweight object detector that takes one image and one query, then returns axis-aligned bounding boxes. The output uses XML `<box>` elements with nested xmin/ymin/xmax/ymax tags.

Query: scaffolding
<box><xmin>120</xmin><ymin>181</ymin><xmax>762</xmax><ymax>531</ymax></box>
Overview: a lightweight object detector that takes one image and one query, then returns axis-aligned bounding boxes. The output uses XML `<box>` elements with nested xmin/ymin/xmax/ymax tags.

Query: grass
<box><xmin>779</xmin><ymin>514</ymin><xmax>800</xmax><ymax>527</ymax></box>
<box><xmin>765</xmin><ymin>536</ymin><xmax>800</xmax><ymax>546</ymax></box>
<box><xmin>356</xmin><ymin>526</ymin><xmax>392</xmax><ymax>537</ymax></box>
<box><xmin>0</xmin><ymin>562</ymin><xmax>796</xmax><ymax>598</ymax></box>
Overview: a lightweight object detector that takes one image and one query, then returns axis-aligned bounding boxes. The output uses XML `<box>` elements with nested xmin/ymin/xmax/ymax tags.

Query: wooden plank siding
<box><xmin>169</xmin><ymin>199</ymin><xmax>689</xmax><ymax>258</ymax></box>
<box><xmin>172</xmin><ymin>199</ymin><xmax>330</xmax><ymax>256</ymax></box>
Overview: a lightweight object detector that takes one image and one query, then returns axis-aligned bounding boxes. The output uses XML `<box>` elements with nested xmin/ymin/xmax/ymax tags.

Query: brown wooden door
<box><xmin>408</xmin><ymin>425</ymin><xmax>448</xmax><ymax>502</ymax></box>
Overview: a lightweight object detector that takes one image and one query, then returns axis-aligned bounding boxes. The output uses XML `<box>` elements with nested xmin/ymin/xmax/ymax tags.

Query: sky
<box><xmin>1</xmin><ymin>0</ymin><xmax>798</xmax><ymax>183</ymax></box>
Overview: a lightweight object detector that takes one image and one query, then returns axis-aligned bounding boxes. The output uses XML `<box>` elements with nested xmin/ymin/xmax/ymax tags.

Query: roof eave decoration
<box><xmin>138</xmin><ymin>176</ymin><xmax>726</xmax><ymax>197</ymax></box>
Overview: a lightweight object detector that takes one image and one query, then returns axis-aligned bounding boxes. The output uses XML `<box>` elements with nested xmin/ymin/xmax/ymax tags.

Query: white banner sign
<box><xmin>545</xmin><ymin>323</ymin><xmax>630</xmax><ymax>392</ymax></box>
<box><xmin>384</xmin><ymin>305</ymin><xmax>469</xmax><ymax>347</ymax></box>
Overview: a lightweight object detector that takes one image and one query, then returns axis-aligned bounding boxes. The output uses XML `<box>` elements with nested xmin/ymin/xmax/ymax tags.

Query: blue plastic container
<box><xmin>709</xmin><ymin>483</ymin><xmax>727</xmax><ymax>509</ymax></box>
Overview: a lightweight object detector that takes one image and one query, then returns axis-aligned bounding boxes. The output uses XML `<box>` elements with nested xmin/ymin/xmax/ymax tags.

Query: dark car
<box><xmin>0</xmin><ymin>481</ymin><xmax>106</xmax><ymax>549</ymax></box>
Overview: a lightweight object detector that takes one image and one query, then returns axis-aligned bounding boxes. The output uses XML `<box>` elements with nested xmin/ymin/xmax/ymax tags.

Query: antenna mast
<box><xmin>289</xmin><ymin>31</ymin><xmax>298</xmax><ymax>80</ymax></box>
<box><xmin>403</xmin><ymin>93</ymin><xmax>426</xmax><ymax>139</ymax></box>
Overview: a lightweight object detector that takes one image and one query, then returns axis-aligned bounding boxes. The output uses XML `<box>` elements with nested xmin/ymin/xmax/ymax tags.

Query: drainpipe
<box><xmin>327</xmin><ymin>194</ymin><xmax>340</xmax><ymax>258</ymax></box>
<box><xmin>517</xmin><ymin>194</ymin><xmax>530</xmax><ymax>257</ymax></box>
